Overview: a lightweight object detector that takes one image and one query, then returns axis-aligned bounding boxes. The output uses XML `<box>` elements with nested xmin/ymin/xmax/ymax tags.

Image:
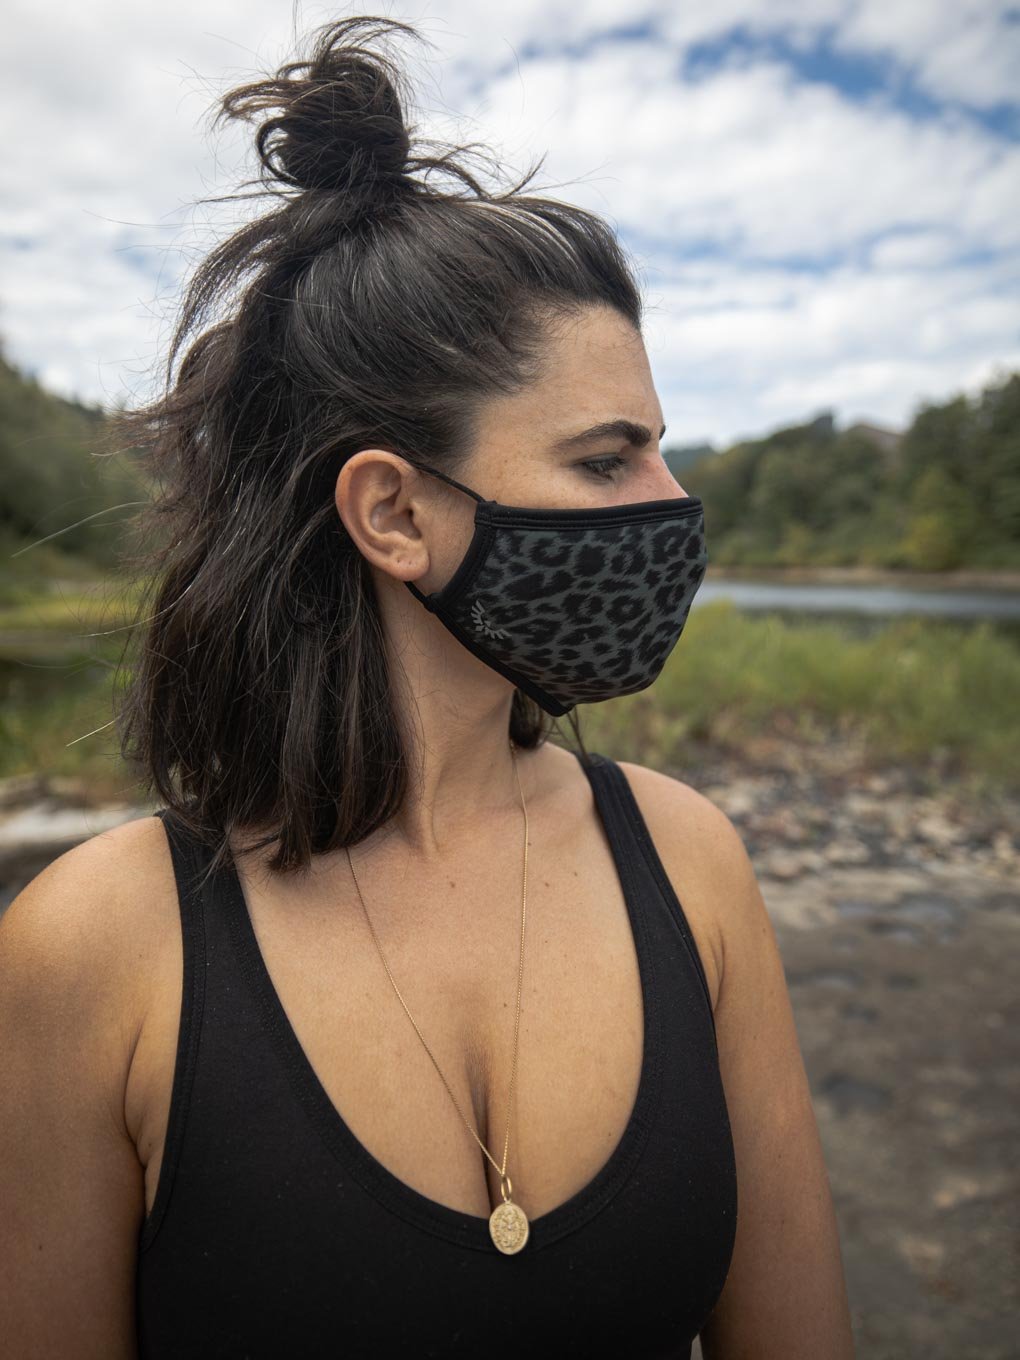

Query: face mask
<box><xmin>403</xmin><ymin>463</ymin><xmax>708</xmax><ymax>716</ymax></box>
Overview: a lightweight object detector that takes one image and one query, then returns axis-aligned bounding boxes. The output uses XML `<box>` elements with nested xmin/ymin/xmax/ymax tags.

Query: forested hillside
<box><xmin>674</xmin><ymin>370</ymin><xmax>1020</xmax><ymax>570</ymax></box>
<box><xmin>0</xmin><ymin>341</ymin><xmax>146</xmax><ymax>596</ymax></box>
<box><xmin>2</xmin><ymin>335</ymin><xmax>1018</xmax><ymax>585</ymax></box>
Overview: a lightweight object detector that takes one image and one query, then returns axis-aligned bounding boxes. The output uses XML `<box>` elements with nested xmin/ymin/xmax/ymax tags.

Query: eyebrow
<box><xmin>551</xmin><ymin>419</ymin><xmax>667</xmax><ymax>452</ymax></box>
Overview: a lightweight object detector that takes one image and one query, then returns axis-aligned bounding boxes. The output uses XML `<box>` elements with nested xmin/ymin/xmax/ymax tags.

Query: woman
<box><xmin>0</xmin><ymin>16</ymin><xmax>854</xmax><ymax>1358</ymax></box>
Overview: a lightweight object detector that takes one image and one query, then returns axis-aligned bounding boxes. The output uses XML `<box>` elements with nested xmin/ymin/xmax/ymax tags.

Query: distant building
<box><xmin>845</xmin><ymin>421</ymin><xmax>903</xmax><ymax>455</ymax></box>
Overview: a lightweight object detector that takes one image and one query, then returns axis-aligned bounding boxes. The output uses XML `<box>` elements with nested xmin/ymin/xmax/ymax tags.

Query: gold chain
<box><xmin>344</xmin><ymin>737</ymin><xmax>529</xmax><ymax>1215</ymax></box>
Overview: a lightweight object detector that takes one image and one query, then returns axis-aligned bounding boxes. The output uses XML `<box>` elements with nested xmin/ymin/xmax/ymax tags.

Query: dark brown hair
<box><xmin>109</xmin><ymin>14</ymin><xmax>645</xmax><ymax>874</ymax></box>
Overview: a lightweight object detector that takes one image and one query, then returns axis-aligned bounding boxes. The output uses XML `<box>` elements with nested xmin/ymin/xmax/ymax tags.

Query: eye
<box><xmin>580</xmin><ymin>455</ymin><xmax>626</xmax><ymax>481</ymax></box>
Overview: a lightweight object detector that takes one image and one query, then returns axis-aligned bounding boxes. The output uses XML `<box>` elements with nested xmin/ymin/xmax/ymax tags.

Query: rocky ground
<box><xmin>2</xmin><ymin>737</ymin><xmax>1018</xmax><ymax>1358</ymax></box>
<box><xmin>675</xmin><ymin>732</ymin><xmax>1019</xmax><ymax>1359</ymax></box>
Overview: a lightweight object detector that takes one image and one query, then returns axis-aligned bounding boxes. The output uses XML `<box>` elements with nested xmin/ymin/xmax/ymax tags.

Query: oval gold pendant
<box><xmin>489</xmin><ymin>1199</ymin><xmax>530</xmax><ymax>1254</ymax></box>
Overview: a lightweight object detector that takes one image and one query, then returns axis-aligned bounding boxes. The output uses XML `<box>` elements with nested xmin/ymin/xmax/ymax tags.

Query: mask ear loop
<box><xmin>408</xmin><ymin>460</ymin><xmax>486</xmax><ymax>504</ymax></box>
<box><xmin>402</xmin><ymin>459</ymin><xmax>487</xmax><ymax>606</ymax></box>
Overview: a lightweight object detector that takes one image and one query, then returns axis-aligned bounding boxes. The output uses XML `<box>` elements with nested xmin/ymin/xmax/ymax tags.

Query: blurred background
<box><xmin>1</xmin><ymin>2</ymin><xmax>1018</xmax><ymax>1355</ymax></box>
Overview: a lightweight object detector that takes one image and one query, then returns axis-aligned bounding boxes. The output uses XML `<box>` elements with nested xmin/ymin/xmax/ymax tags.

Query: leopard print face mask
<box><xmin>404</xmin><ymin>463</ymin><xmax>708</xmax><ymax>716</ymax></box>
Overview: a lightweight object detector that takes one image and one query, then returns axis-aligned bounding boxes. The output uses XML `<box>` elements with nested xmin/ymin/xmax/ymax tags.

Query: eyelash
<box><xmin>581</xmin><ymin>455</ymin><xmax>627</xmax><ymax>481</ymax></box>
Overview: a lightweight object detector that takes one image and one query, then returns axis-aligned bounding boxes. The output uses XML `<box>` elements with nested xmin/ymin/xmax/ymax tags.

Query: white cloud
<box><xmin>836</xmin><ymin>0</ymin><xmax>1020</xmax><ymax>110</ymax></box>
<box><xmin>0</xmin><ymin>0</ymin><xmax>1016</xmax><ymax>445</ymax></box>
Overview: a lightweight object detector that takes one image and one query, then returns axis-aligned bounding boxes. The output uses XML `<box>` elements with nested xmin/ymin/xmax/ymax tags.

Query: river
<box><xmin>695</xmin><ymin>571</ymin><xmax>1020</xmax><ymax>621</ymax></box>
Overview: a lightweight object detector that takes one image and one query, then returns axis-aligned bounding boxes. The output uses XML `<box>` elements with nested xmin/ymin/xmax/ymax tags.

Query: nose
<box><xmin>660</xmin><ymin>466</ymin><xmax>689</xmax><ymax>499</ymax></box>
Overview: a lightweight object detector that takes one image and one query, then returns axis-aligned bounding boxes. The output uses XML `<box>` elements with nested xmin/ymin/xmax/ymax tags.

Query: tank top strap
<box><xmin>574</xmin><ymin>750</ymin><xmax>716</xmax><ymax>1031</ymax></box>
<box><xmin>139</xmin><ymin>808</ymin><xmax>209</xmax><ymax>1254</ymax></box>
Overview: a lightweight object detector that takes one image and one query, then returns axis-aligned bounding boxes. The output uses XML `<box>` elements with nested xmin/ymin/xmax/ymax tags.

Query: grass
<box><xmin>0</xmin><ymin>577</ymin><xmax>143</xmax><ymax>636</ymax></box>
<box><xmin>0</xmin><ymin>639</ymin><xmax>136</xmax><ymax>801</ymax></box>
<box><xmin>0</xmin><ymin>579</ymin><xmax>145</xmax><ymax>801</ymax></box>
<box><xmin>2</xmin><ymin>589</ymin><xmax>1019</xmax><ymax>802</ymax></box>
<box><xmin>581</xmin><ymin>599</ymin><xmax>1020</xmax><ymax>794</ymax></box>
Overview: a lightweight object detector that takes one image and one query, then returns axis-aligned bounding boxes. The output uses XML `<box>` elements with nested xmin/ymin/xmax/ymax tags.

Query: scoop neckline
<box><xmin>222</xmin><ymin>749</ymin><xmax>665</xmax><ymax>1253</ymax></box>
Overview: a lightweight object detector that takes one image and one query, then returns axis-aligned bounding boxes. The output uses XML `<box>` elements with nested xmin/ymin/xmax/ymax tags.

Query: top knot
<box><xmin>219</xmin><ymin>16</ymin><xmax>421</xmax><ymax>214</ymax></box>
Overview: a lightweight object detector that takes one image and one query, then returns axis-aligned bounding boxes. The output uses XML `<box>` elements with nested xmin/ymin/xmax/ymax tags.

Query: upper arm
<box><xmin>0</xmin><ymin>817</ymin><xmax>163</xmax><ymax>1359</ymax></box>
<box><xmin>619</xmin><ymin>763</ymin><xmax>855</xmax><ymax>1359</ymax></box>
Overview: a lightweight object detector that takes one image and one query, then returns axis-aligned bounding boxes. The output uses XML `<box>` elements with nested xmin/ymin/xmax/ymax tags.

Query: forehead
<box><xmin>533</xmin><ymin>306</ymin><xmax>651</xmax><ymax>391</ymax></box>
<box><xmin>475</xmin><ymin>307</ymin><xmax>660</xmax><ymax>443</ymax></box>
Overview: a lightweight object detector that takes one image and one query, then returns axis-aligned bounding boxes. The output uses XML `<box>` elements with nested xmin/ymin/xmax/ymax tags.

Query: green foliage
<box><xmin>678</xmin><ymin>370</ymin><xmax>1020</xmax><ymax>569</ymax></box>
<box><xmin>0</xmin><ymin>638</ymin><xmax>137</xmax><ymax>801</ymax></box>
<box><xmin>581</xmin><ymin>600</ymin><xmax>1020</xmax><ymax>792</ymax></box>
<box><xmin>900</xmin><ymin>466</ymin><xmax>967</xmax><ymax>569</ymax></box>
<box><xmin>0</xmin><ymin>345</ymin><xmax>148</xmax><ymax>590</ymax></box>
<box><xmin>6</xmin><ymin>591</ymin><xmax>1018</xmax><ymax>798</ymax></box>
<box><xmin>5</xmin><ymin>320</ymin><xmax>1017</xmax><ymax>584</ymax></box>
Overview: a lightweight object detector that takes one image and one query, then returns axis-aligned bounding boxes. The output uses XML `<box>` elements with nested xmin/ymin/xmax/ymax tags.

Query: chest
<box><xmin>129</xmin><ymin>805</ymin><xmax>680</xmax><ymax>1225</ymax></box>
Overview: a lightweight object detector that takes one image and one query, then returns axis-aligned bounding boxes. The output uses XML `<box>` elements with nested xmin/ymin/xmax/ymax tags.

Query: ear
<box><xmin>334</xmin><ymin>451</ymin><xmax>468</xmax><ymax>593</ymax></box>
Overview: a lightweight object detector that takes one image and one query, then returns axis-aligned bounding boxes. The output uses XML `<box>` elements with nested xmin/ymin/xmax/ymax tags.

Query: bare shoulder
<box><xmin>0</xmin><ymin>813</ymin><xmax>179</xmax><ymax>1356</ymax></box>
<box><xmin>3</xmin><ymin>810</ymin><xmax>178</xmax><ymax>961</ymax></box>
<box><xmin>1</xmin><ymin>812</ymin><xmax>180</xmax><ymax>1079</ymax></box>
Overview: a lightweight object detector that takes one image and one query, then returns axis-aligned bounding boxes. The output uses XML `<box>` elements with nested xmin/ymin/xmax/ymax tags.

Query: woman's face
<box><xmin>335</xmin><ymin>304</ymin><xmax>688</xmax><ymax>613</ymax></box>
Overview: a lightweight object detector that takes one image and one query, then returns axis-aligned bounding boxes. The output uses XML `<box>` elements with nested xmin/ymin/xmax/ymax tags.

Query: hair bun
<box><xmin>221</xmin><ymin>16</ymin><xmax>421</xmax><ymax>212</ymax></box>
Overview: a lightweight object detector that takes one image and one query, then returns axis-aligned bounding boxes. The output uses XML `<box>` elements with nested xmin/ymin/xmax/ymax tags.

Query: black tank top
<box><xmin>136</xmin><ymin>751</ymin><xmax>737</xmax><ymax>1358</ymax></box>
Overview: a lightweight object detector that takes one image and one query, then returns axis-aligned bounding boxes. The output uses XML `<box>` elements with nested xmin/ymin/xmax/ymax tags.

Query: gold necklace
<box><xmin>344</xmin><ymin>736</ymin><xmax>531</xmax><ymax>1255</ymax></box>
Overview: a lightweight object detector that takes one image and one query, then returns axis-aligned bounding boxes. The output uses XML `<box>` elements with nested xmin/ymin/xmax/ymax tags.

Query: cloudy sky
<box><xmin>2</xmin><ymin>0</ymin><xmax>1018</xmax><ymax>448</ymax></box>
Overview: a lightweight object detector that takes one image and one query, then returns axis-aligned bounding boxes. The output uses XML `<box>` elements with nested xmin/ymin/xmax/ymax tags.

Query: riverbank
<box><xmin>705</xmin><ymin>563</ymin><xmax>1020</xmax><ymax>591</ymax></box>
<box><xmin>4</xmin><ymin>600</ymin><xmax>1019</xmax><ymax>810</ymax></box>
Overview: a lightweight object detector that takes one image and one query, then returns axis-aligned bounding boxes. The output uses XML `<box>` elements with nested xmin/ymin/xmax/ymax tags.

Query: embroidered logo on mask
<box><xmin>470</xmin><ymin>598</ymin><xmax>509</xmax><ymax>641</ymax></box>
